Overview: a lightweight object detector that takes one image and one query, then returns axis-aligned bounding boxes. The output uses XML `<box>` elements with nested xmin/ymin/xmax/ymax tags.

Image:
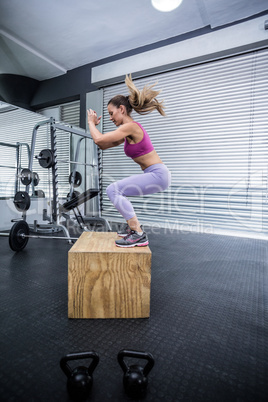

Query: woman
<box><xmin>87</xmin><ymin>74</ymin><xmax>171</xmax><ymax>247</ymax></box>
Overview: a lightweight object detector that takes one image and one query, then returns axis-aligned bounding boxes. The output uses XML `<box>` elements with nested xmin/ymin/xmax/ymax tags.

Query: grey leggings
<box><xmin>106</xmin><ymin>163</ymin><xmax>171</xmax><ymax>220</ymax></box>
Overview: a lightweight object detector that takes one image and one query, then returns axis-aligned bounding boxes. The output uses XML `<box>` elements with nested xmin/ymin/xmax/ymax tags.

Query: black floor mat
<box><xmin>0</xmin><ymin>227</ymin><xmax>267</xmax><ymax>401</ymax></box>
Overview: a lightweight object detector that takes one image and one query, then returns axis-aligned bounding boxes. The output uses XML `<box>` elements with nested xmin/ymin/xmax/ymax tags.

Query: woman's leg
<box><xmin>106</xmin><ymin>164</ymin><xmax>171</xmax><ymax>232</ymax></box>
<box><xmin>106</xmin><ymin>176</ymin><xmax>144</xmax><ymax>232</ymax></box>
<box><xmin>127</xmin><ymin>216</ymin><xmax>142</xmax><ymax>232</ymax></box>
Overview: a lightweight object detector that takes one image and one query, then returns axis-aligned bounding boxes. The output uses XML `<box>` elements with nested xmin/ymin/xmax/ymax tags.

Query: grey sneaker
<box><xmin>117</xmin><ymin>224</ymin><xmax>143</xmax><ymax>237</ymax></box>
<box><xmin>115</xmin><ymin>230</ymin><xmax>149</xmax><ymax>248</ymax></box>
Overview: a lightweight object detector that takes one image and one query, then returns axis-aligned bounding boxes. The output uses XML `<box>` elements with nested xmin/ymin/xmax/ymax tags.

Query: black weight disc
<box><xmin>33</xmin><ymin>172</ymin><xmax>40</xmax><ymax>186</ymax></box>
<box><xmin>67</xmin><ymin>191</ymin><xmax>80</xmax><ymax>200</ymax></box>
<box><xmin>38</xmin><ymin>149</ymin><xmax>54</xmax><ymax>169</ymax></box>
<box><xmin>69</xmin><ymin>171</ymin><xmax>82</xmax><ymax>187</ymax></box>
<box><xmin>9</xmin><ymin>221</ymin><xmax>29</xmax><ymax>252</ymax></box>
<box><xmin>34</xmin><ymin>189</ymin><xmax>45</xmax><ymax>198</ymax></box>
<box><xmin>13</xmin><ymin>191</ymin><xmax>31</xmax><ymax>211</ymax></box>
<box><xmin>21</xmin><ymin>168</ymin><xmax>32</xmax><ymax>186</ymax></box>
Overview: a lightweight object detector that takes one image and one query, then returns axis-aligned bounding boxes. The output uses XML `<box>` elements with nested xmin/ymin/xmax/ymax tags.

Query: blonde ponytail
<box><xmin>125</xmin><ymin>74</ymin><xmax>165</xmax><ymax>116</ymax></box>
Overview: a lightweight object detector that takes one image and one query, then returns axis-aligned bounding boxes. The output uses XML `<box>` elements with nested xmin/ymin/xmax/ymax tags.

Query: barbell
<box><xmin>35</xmin><ymin>149</ymin><xmax>54</xmax><ymax>168</ymax></box>
<box><xmin>69</xmin><ymin>171</ymin><xmax>82</xmax><ymax>188</ymax></box>
<box><xmin>13</xmin><ymin>191</ymin><xmax>31</xmax><ymax>212</ymax></box>
<box><xmin>0</xmin><ymin>221</ymin><xmax>79</xmax><ymax>252</ymax></box>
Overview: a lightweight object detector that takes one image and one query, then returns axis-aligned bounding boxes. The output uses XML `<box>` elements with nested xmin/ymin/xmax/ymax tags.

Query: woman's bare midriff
<box><xmin>133</xmin><ymin>150</ymin><xmax>163</xmax><ymax>170</ymax></box>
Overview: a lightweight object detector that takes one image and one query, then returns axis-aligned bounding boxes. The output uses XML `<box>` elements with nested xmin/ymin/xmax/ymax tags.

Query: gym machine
<box><xmin>28</xmin><ymin>117</ymin><xmax>111</xmax><ymax>236</ymax></box>
<box><xmin>33</xmin><ymin>118</ymin><xmax>111</xmax><ymax>236</ymax></box>
<box><xmin>0</xmin><ymin>118</ymin><xmax>111</xmax><ymax>251</ymax></box>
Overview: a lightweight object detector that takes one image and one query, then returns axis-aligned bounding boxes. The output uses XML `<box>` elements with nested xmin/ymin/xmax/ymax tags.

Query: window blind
<box><xmin>60</xmin><ymin>101</ymin><xmax>80</xmax><ymax>127</ymax></box>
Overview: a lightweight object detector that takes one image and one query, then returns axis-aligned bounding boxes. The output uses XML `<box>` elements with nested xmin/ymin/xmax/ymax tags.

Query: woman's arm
<box><xmin>87</xmin><ymin>109</ymin><xmax>129</xmax><ymax>150</ymax></box>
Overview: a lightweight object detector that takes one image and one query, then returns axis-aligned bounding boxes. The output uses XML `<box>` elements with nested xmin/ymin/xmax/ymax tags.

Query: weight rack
<box><xmin>27</xmin><ymin>118</ymin><xmax>111</xmax><ymax>238</ymax></box>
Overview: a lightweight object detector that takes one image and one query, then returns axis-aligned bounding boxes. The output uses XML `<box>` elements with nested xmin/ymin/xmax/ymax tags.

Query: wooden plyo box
<box><xmin>68</xmin><ymin>232</ymin><xmax>152</xmax><ymax>319</ymax></box>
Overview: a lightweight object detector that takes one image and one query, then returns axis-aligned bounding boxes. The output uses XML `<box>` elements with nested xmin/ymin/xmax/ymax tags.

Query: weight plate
<box><xmin>13</xmin><ymin>191</ymin><xmax>31</xmax><ymax>212</ymax></box>
<box><xmin>38</xmin><ymin>149</ymin><xmax>54</xmax><ymax>169</ymax></box>
<box><xmin>33</xmin><ymin>172</ymin><xmax>40</xmax><ymax>186</ymax></box>
<box><xmin>9</xmin><ymin>220</ymin><xmax>29</xmax><ymax>251</ymax></box>
<box><xmin>21</xmin><ymin>168</ymin><xmax>32</xmax><ymax>186</ymax></box>
<box><xmin>34</xmin><ymin>189</ymin><xmax>45</xmax><ymax>198</ymax></box>
<box><xmin>69</xmin><ymin>171</ymin><xmax>82</xmax><ymax>187</ymax></box>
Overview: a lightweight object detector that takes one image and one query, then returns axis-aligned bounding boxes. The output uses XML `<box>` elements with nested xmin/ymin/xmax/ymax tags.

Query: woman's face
<box><xmin>107</xmin><ymin>104</ymin><xmax>124</xmax><ymax>126</ymax></box>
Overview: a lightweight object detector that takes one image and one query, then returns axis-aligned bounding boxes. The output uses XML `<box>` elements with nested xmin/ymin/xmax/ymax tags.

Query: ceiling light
<box><xmin>151</xmin><ymin>0</ymin><xmax>183</xmax><ymax>12</ymax></box>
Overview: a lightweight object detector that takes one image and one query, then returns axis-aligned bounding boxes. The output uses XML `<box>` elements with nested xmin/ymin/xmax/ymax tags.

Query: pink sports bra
<box><xmin>124</xmin><ymin>121</ymin><xmax>155</xmax><ymax>159</ymax></box>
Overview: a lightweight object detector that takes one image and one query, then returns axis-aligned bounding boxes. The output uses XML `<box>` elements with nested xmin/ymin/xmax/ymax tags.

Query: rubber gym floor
<box><xmin>0</xmin><ymin>224</ymin><xmax>267</xmax><ymax>402</ymax></box>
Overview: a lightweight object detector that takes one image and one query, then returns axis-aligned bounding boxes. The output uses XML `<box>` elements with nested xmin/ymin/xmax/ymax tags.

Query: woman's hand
<box><xmin>87</xmin><ymin>109</ymin><xmax>102</xmax><ymax>126</ymax></box>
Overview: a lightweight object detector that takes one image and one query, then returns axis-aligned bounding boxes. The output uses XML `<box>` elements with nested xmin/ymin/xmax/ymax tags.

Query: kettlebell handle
<box><xmin>60</xmin><ymin>351</ymin><xmax>99</xmax><ymax>378</ymax></box>
<box><xmin>117</xmin><ymin>349</ymin><xmax>154</xmax><ymax>377</ymax></box>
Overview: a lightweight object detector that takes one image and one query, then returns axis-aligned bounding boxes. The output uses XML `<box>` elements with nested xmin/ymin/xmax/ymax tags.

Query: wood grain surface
<box><xmin>68</xmin><ymin>232</ymin><xmax>151</xmax><ymax>319</ymax></box>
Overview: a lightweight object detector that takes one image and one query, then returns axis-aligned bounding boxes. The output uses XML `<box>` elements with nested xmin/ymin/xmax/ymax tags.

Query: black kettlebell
<box><xmin>117</xmin><ymin>349</ymin><xmax>155</xmax><ymax>399</ymax></box>
<box><xmin>60</xmin><ymin>351</ymin><xmax>99</xmax><ymax>401</ymax></box>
